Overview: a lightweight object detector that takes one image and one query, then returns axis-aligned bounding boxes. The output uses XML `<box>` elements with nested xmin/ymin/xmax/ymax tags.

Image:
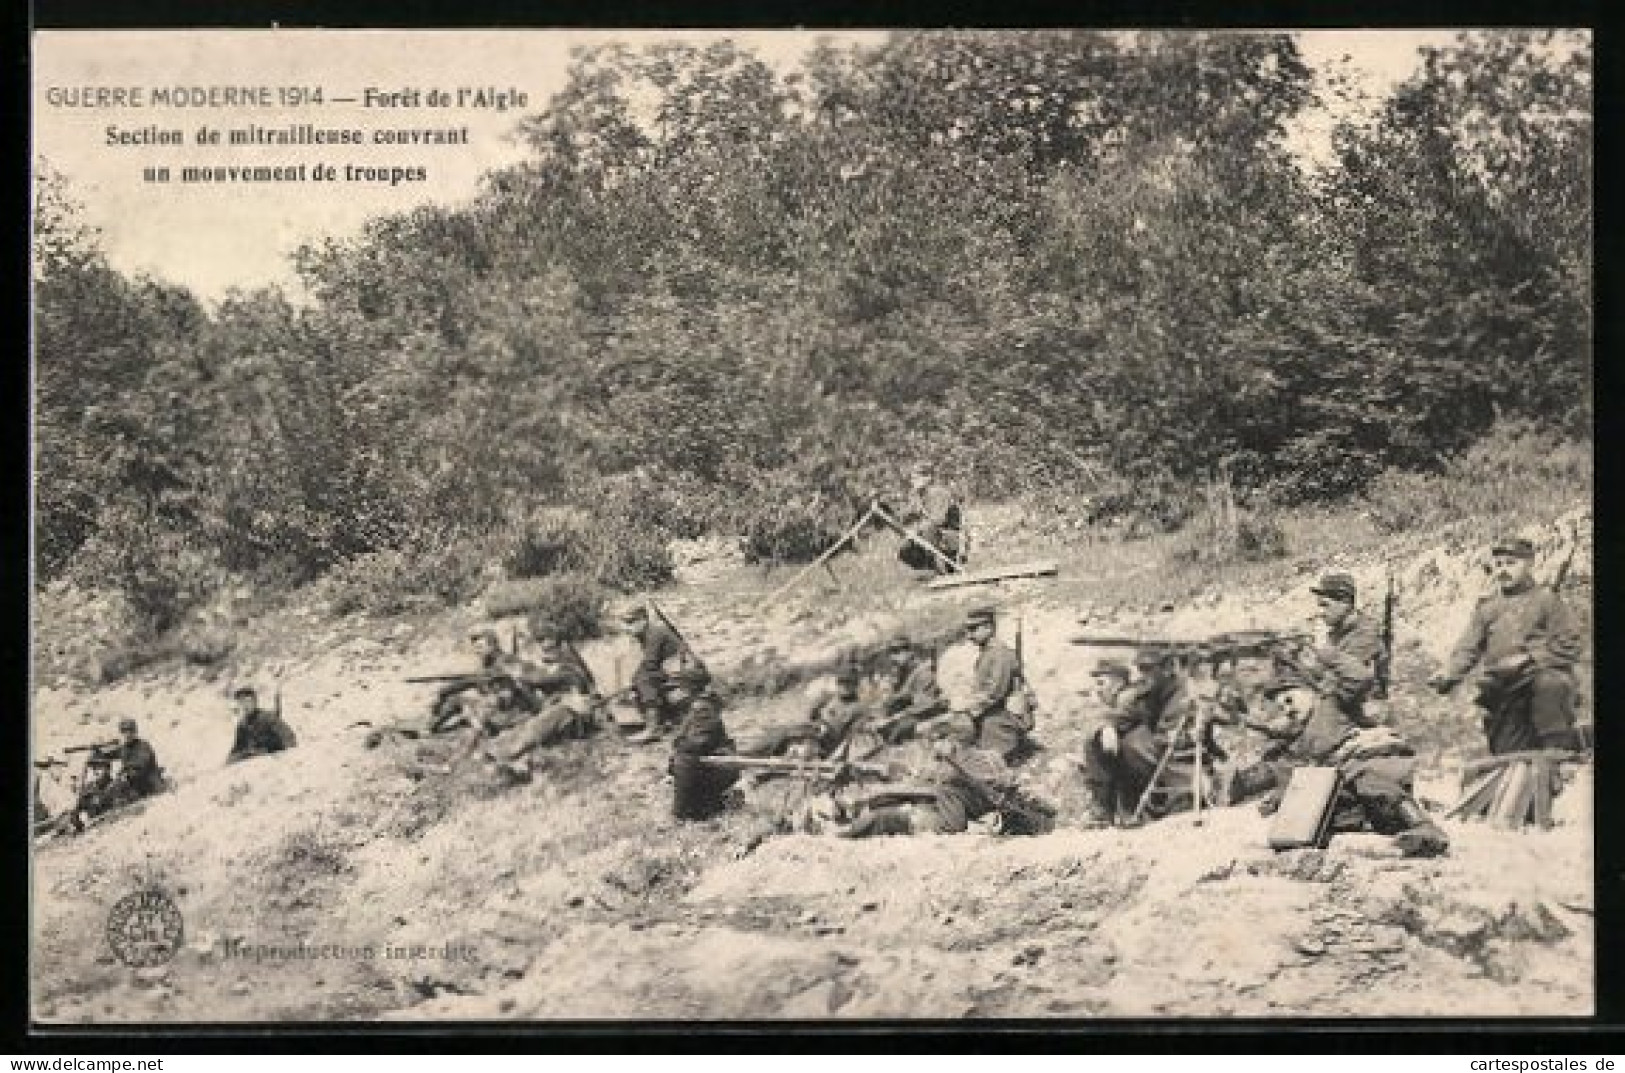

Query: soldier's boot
<box><xmin>1390</xmin><ymin>798</ymin><xmax>1450</xmax><ymax>858</ymax></box>
<box><xmin>1079</xmin><ymin>779</ymin><xmax>1117</xmax><ymax>829</ymax></box>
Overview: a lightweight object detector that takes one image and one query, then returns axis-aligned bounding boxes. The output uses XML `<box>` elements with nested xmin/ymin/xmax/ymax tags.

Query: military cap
<box><xmin>964</xmin><ymin>605</ymin><xmax>997</xmax><ymax>626</ymax></box>
<box><xmin>1491</xmin><ymin>536</ymin><xmax>1536</xmax><ymax>560</ymax></box>
<box><xmin>467</xmin><ymin>628</ymin><xmax>500</xmax><ymax>646</ymax></box>
<box><xmin>616</xmin><ymin>602</ymin><xmax>650</xmax><ymax>622</ymax></box>
<box><xmin>835</xmin><ymin>659</ymin><xmax>863</xmax><ymax>684</ymax></box>
<box><xmin>674</xmin><ymin>664</ymin><xmax>712</xmax><ymax>690</ymax></box>
<box><xmin>118</xmin><ymin>717</ymin><xmax>138</xmax><ymax>732</ymax></box>
<box><xmin>688</xmin><ymin>691</ymin><xmax>720</xmax><ymax>712</ymax></box>
<box><xmin>1309</xmin><ymin>573</ymin><xmax>1357</xmax><ymax>604</ymax></box>
<box><xmin>1259</xmin><ymin>669</ymin><xmax>1314</xmax><ymax>697</ymax></box>
<box><xmin>1133</xmin><ymin>644</ymin><xmax>1173</xmax><ymax>668</ymax></box>
<box><xmin>1090</xmin><ymin>659</ymin><xmax>1134</xmax><ymax>681</ymax></box>
<box><xmin>526</xmin><ymin>613</ymin><xmax>562</xmax><ymax>641</ymax></box>
<box><xmin>231</xmin><ymin>685</ymin><xmax>257</xmax><ymax>699</ymax></box>
<box><xmin>885</xmin><ymin>630</ymin><xmax>913</xmax><ymax>652</ymax></box>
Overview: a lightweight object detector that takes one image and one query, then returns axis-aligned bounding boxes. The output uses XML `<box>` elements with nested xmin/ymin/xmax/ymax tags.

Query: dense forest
<box><xmin>35</xmin><ymin>31</ymin><xmax>1591</xmax><ymax>637</ymax></box>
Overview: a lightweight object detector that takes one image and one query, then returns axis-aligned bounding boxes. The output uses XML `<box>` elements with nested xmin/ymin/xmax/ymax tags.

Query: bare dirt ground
<box><xmin>31</xmin><ymin>506</ymin><xmax>1593</xmax><ymax>1022</ymax></box>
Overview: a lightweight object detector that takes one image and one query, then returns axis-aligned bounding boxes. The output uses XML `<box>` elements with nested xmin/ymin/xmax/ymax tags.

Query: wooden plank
<box><xmin>1446</xmin><ymin>769</ymin><xmax>1503</xmax><ymax>821</ymax></box>
<box><xmin>926</xmin><ymin>559</ymin><xmax>1060</xmax><ymax>591</ymax></box>
<box><xmin>759</xmin><ymin>504</ymin><xmax>875</xmax><ymax>606</ymax></box>
<box><xmin>1463</xmin><ymin>748</ymin><xmax>1579</xmax><ymax>778</ymax></box>
<box><xmin>1493</xmin><ymin>761</ymin><xmax>1532</xmax><ymax>830</ymax></box>
<box><xmin>1531</xmin><ymin>759</ymin><xmax>1554</xmax><ymax>829</ymax></box>
<box><xmin>870</xmin><ymin>503</ymin><xmax>962</xmax><ymax>575</ymax></box>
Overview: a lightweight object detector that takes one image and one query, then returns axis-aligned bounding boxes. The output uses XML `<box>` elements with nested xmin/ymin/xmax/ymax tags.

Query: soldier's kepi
<box><xmin>1430</xmin><ymin>536</ymin><xmax>1583</xmax><ymax>754</ymax></box>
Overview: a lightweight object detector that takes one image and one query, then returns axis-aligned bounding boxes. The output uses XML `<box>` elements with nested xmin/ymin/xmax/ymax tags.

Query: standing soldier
<box><xmin>1430</xmin><ymin>537</ymin><xmax>1583</xmax><ymax>754</ymax></box>
<box><xmin>943</xmin><ymin>605</ymin><xmax>1032</xmax><ymax>761</ymax></box>
<box><xmin>874</xmin><ymin>632</ymin><xmax>947</xmax><ymax>745</ymax></box>
<box><xmin>225</xmin><ymin>686</ymin><xmax>299</xmax><ymax>764</ymax></box>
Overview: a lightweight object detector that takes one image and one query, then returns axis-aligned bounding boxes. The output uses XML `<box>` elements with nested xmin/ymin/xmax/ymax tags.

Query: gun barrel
<box><xmin>698</xmin><ymin>755</ymin><xmax>885</xmax><ymax>776</ymax></box>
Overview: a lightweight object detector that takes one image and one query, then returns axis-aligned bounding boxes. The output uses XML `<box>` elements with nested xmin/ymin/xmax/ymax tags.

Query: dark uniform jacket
<box><xmin>1443</xmin><ymin>578</ymin><xmax>1582</xmax><ymax>681</ymax></box>
<box><xmin>116</xmin><ymin>738</ymin><xmax>164</xmax><ymax>797</ymax></box>
<box><xmin>967</xmin><ymin>642</ymin><xmax>1019</xmax><ymax>719</ymax></box>
<box><xmin>1111</xmin><ymin>674</ymin><xmax>1193</xmax><ymax>740</ymax></box>
<box><xmin>881</xmin><ymin>660</ymin><xmax>946</xmax><ymax>721</ymax></box>
<box><xmin>1314</xmin><ymin>610</ymin><xmax>1384</xmax><ymax>711</ymax></box>
<box><xmin>633</xmin><ymin>620</ymin><xmax>686</xmax><ymax>709</ymax></box>
<box><xmin>227</xmin><ymin>709</ymin><xmax>299</xmax><ymax>763</ymax></box>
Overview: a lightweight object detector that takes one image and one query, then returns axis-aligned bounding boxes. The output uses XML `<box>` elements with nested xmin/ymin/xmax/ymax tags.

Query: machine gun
<box><xmin>649</xmin><ymin>601</ymin><xmax>708</xmax><ymax>678</ymax></box>
<box><xmin>697</xmin><ymin>755</ymin><xmax>892</xmax><ymax>781</ymax></box>
<box><xmin>1070</xmin><ymin>630</ymin><xmax>1312</xmax><ymax>672</ymax></box>
<box><xmin>63</xmin><ymin>740</ymin><xmax>119</xmax><ymax>758</ymax></box>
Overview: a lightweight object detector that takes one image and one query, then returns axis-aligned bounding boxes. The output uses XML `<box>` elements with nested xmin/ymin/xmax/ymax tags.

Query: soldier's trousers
<box><xmin>1240</xmin><ymin>754</ymin><xmax>1425</xmax><ymax>835</ymax></box>
<box><xmin>847</xmin><ymin>795</ymin><xmax>968</xmax><ymax>837</ymax></box>
<box><xmin>487</xmin><ymin>702</ymin><xmax>589</xmax><ymax>762</ymax></box>
<box><xmin>937</xmin><ymin>708</ymin><xmax>1027</xmax><ymax>761</ymax></box>
<box><xmin>1481</xmin><ymin>670</ymin><xmax>1577</xmax><ymax>755</ymax></box>
<box><xmin>1083</xmin><ymin>724</ymin><xmax>1165</xmax><ymax>813</ymax></box>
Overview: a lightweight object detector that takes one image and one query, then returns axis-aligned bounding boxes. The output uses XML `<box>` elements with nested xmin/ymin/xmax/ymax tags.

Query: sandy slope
<box><xmin>31</xmin><ymin>508</ymin><xmax>1592</xmax><ymax>1022</ymax></box>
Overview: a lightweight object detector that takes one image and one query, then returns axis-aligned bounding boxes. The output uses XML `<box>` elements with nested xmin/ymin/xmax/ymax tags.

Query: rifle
<box><xmin>564</xmin><ymin>638</ymin><xmax>600</xmax><ymax>697</ymax></box>
<box><xmin>698</xmin><ymin>755</ymin><xmax>891</xmax><ymax>779</ymax></box>
<box><xmin>63</xmin><ymin>741</ymin><xmax>119</xmax><ymax>755</ymax></box>
<box><xmin>1008</xmin><ymin>613</ymin><xmax>1036</xmax><ymax>727</ymax></box>
<box><xmin>649</xmin><ymin>601</ymin><xmax>705</xmax><ymax>674</ymax></box>
<box><xmin>1552</xmin><ymin>521</ymin><xmax>1581</xmax><ymax>592</ymax></box>
<box><xmin>1071</xmin><ymin>631</ymin><xmax>1311</xmax><ymax>666</ymax></box>
<box><xmin>1373</xmin><ymin>573</ymin><xmax>1396</xmax><ymax>701</ymax></box>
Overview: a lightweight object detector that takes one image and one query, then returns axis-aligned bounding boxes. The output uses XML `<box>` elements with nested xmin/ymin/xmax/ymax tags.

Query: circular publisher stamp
<box><xmin>106</xmin><ymin>888</ymin><xmax>184</xmax><ymax>968</ymax></box>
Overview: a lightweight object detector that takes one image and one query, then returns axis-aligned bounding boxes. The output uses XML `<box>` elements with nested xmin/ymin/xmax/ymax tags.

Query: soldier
<box><xmin>70</xmin><ymin>718</ymin><xmax>165</xmax><ymax>827</ymax></box>
<box><xmin>225</xmin><ymin>686</ymin><xmax>299</xmax><ymax>764</ymax></box>
<box><xmin>873</xmin><ymin>632</ymin><xmax>947</xmax><ymax>745</ymax></box>
<box><xmin>1294</xmin><ymin>573</ymin><xmax>1385</xmax><ymax>727</ymax></box>
<box><xmin>618</xmin><ymin>602</ymin><xmax>690</xmax><ymax>742</ymax></box>
<box><xmin>430</xmin><ymin>629</ymin><xmax>529</xmax><ymax>726</ymax></box>
<box><xmin>897</xmin><ymin>467</ymin><xmax>965</xmax><ymax>572</ymax></box>
<box><xmin>1082</xmin><ymin>649</ymin><xmax>1194</xmax><ymax>823</ymax></box>
<box><xmin>750</xmin><ymin>658</ymin><xmax>879</xmax><ymax>761</ymax></box>
<box><xmin>831</xmin><ymin>738</ymin><xmax>1006</xmax><ymax>837</ymax></box>
<box><xmin>1239</xmin><ymin>671</ymin><xmax>1448</xmax><ymax>858</ymax></box>
<box><xmin>479</xmin><ymin>624</ymin><xmax>599</xmax><ymax>782</ymax></box>
<box><xmin>939</xmin><ymin>605</ymin><xmax>1033</xmax><ymax>761</ymax></box>
<box><xmin>671</xmin><ymin>690</ymin><xmax>739</xmax><ymax>821</ymax></box>
<box><xmin>1078</xmin><ymin>659</ymin><xmax>1136</xmax><ymax>826</ymax></box>
<box><xmin>1429</xmin><ymin>536</ymin><xmax>1583</xmax><ymax>754</ymax></box>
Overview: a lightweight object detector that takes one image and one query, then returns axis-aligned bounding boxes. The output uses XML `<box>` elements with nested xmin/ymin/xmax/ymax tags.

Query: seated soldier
<box><xmin>873</xmin><ymin>632</ymin><xmax>947</xmax><ymax>745</ymax></box>
<box><xmin>831</xmin><ymin>738</ymin><xmax>1007</xmax><ymax>837</ymax></box>
<box><xmin>897</xmin><ymin>468</ymin><xmax>965</xmax><ymax>573</ymax></box>
<box><xmin>1081</xmin><ymin>646</ymin><xmax>1213</xmax><ymax>824</ymax></box>
<box><xmin>936</xmin><ymin>605</ymin><xmax>1033</xmax><ymax>762</ymax></box>
<box><xmin>1229</xmin><ymin>671</ymin><xmax>1448</xmax><ymax>858</ymax></box>
<box><xmin>619</xmin><ymin>603</ymin><xmax>699</xmax><ymax>744</ymax></box>
<box><xmin>480</xmin><ymin>625</ymin><xmax>599</xmax><ymax>782</ymax></box>
<box><xmin>225</xmin><ymin>686</ymin><xmax>298</xmax><ymax>764</ymax></box>
<box><xmin>671</xmin><ymin>690</ymin><xmax>739</xmax><ymax>821</ymax></box>
<box><xmin>1078</xmin><ymin>658</ymin><xmax>1136</xmax><ymax>826</ymax></box>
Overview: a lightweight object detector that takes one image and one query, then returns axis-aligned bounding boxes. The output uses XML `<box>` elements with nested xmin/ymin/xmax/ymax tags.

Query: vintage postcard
<box><xmin>30</xmin><ymin>28</ymin><xmax>1593</xmax><ymax>1023</ymax></box>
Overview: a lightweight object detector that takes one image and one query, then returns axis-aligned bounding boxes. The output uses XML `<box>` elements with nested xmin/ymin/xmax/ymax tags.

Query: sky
<box><xmin>33</xmin><ymin>29</ymin><xmax>1464</xmax><ymax>302</ymax></box>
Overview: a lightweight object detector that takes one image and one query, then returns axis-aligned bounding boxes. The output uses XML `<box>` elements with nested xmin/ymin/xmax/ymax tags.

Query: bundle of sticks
<box><xmin>1445</xmin><ymin>749</ymin><xmax>1580</xmax><ymax>829</ymax></box>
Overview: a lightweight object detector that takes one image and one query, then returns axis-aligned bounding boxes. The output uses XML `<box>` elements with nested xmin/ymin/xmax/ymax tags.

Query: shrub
<box><xmin>1234</xmin><ymin>512</ymin><xmax>1290</xmax><ymax>562</ymax></box>
<box><xmin>590</xmin><ymin>529</ymin><xmax>675</xmax><ymax>592</ymax></box>
<box><xmin>501</xmin><ymin>507</ymin><xmax>594</xmax><ymax>579</ymax></box>
<box><xmin>483</xmin><ymin>572</ymin><xmax>607</xmax><ymax>640</ymax></box>
<box><xmin>739</xmin><ymin>499</ymin><xmax>849</xmax><ymax>565</ymax></box>
<box><xmin>320</xmin><ymin>541</ymin><xmax>487</xmax><ymax>616</ymax></box>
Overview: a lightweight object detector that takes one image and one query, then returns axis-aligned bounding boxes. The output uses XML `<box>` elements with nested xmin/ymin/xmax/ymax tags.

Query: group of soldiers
<box><xmin>39</xmin><ymin>529</ymin><xmax>1585</xmax><ymax>859</ymax></box>
<box><xmin>36</xmin><ymin>685</ymin><xmax>298</xmax><ymax>836</ymax></box>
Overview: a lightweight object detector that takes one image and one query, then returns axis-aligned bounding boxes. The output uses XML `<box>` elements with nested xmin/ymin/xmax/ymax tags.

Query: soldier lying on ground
<box><xmin>749</xmin><ymin>658</ymin><xmax>885</xmax><ymax>763</ymax></box>
<box><xmin>1227</xmin><ymin>671</ymin><xmax>1449</xmax><ymax>858</ymax></box>
<box><xmin>1429</xmin><ymin>536</ymin><xmax>1584</xmax><ymax>755</ymax></box>
<box><xmin>671</xmin><ymin>690</ymin><xmax>739</xmax><ymax>821</ymax></box>
<box><xmin>225</xmin><ymin>686</ymin><xmax>298</xmax><ymax>764</ymax></box>
<box><xmin>477</xmin><ymin>625</ymin><xmax>599</xmax><ymax>783</ymax></box>
<box><xmin>829</xmin><ymin>738</ymin><xmax>1016</xmax><ymax>837</ymax></box>
<box><xmin>56</xmin><ymin>718</ymin><xmax>167</xmax><ymax>833</ymax></box>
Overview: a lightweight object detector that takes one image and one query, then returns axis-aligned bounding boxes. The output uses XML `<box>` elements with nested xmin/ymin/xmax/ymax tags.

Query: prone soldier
<box><xmin>476</xmin><ymin>620</ymin><xmax>599</xmax><ymax>782</ymax></box>
<box><xmin>1429</xmin><ymin>536</ymin><xmax>1584</xmax><ymax>754</ymax></box>
<box><xmin>226</xmin><ymin>686</ymin><xmax>298</xmax><ymax>764</ymax></box>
